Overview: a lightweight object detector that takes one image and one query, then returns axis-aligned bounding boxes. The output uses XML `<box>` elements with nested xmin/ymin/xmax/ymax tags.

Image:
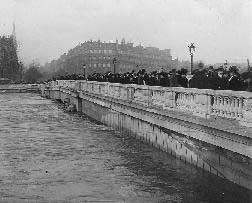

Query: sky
<box><xmin>0</xmin><ymin>0</ymin><xmax>251</xmax><ymax>65</ymax></box>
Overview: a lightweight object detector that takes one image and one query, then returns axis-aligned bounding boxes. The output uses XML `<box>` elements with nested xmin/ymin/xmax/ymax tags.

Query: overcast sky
<box><xmin>0</xmin><ymin>0</ymin><xmax>251</xmax><ymax>65</ymax></box>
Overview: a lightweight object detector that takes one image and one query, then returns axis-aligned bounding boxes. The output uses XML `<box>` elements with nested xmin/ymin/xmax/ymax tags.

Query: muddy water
<box><xmin>0</xmin><ymin>93</ymin><xmax>250</xmax><ymax>202</ymax></box>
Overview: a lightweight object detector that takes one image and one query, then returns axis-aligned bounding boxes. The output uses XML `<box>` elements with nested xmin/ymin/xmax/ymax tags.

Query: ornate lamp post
<box><xmin>82</xmin><ymin>64</ymin><xmax>86</xmax><ymax>80</ymax></box>
<box><xmin>188</xmin><ymin>43</ymin><xmax>196</xmax><ymax>75</ymax></box>
<box><xmin>112</xmin><ymin>57</ymin><xmax>117</xmax><ymax>74</ymax></box>
<box><xmin>224</xmin><ymin>60</ymin><xmax>228</xmax><ymax>71</ymax></box>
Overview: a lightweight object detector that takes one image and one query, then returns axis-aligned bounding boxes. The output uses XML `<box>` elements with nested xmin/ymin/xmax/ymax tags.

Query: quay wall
<box><xmin>43</xmin><ymin>80</ymin><xmax>252</xmax><ymax>190</ymax></box>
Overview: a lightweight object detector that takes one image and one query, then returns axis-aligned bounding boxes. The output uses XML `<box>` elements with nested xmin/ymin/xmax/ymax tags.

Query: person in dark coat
<box><xmin>159</xmin><ymin>69</ymin><xmax>170</xmax><ymax>87</ymax></box>
<box><xmin>169</xmin><ymin>69</ymin><xmax>178</xmax><ymax>87</ymax></box>
<box><xmin>177</xmin><ymin>68</ymin><xmax>188</xmax><ymax>88</ymax></box>
<box><xmin>207</xmin><ymin>66</ymin><xmax>219</xmax><ymax>90</ymax></box>
<box><xmin>228</xmin><ymin>66</ymin><xmax>243</xmax><ymax>91</ymax></box>
<box><xmin>189</xmin><ymin>69</ymin><xmax>208</xmax><ymax>89</ymax></box>
<box><xmin>216</xmin><ymin>67</ymin><xmax>228</xmax><ymax>90</ymax></box>
<box><xmin>241</xmin><ymin>71</ymin><xmax>252</xmax><ymax>92</ymax></box>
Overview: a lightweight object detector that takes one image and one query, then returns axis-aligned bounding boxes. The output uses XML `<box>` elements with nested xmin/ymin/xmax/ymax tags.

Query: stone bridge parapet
<box><xmin>51</xmin><ymin>80</ymin><xmax>252</xmax><ymax>129</ymax></box>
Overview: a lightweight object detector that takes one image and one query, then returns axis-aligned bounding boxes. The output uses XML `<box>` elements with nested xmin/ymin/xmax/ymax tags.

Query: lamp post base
<box><xmin>186</xmin><ymin>74</ymin><xmax>194</xmax><ymax>88</ymax></box>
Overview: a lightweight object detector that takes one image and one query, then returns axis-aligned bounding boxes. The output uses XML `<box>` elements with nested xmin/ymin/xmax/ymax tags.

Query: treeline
<box><xmin>0</xmin><ymin>36</ymin><xmax>21</xmax><ymax>81</ymax></box>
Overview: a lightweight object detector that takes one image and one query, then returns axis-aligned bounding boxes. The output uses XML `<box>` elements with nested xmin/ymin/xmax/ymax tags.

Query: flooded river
<box><xmin>0</xmin><ymin>93</ymin><xmax>250</xmax><ymax>202</ymax></box>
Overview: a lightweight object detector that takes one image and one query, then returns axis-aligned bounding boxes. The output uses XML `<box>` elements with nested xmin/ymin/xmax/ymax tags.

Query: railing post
<box><xmin>193</xmin><ymin>92</ymin><xmax>210</xmax><ymax>118</ymax></box>
<box><xmin>147</xmin><ymin>87</ymin><xmax>153</xmax><ymax>107</ymax></box>
<box><xmin>206</xmin><ymin>94</ymin><xmax>212</xmax><ymax>116</ymax></box>
<box><xmin>172</xmin><ymin>90</ymin><xmax>177</xmax><ymax>108</ymax></box>
<box><xmin>127</xmin><ymin>85</ymin><xmax>135</xmax><ymax>102</ymax></box>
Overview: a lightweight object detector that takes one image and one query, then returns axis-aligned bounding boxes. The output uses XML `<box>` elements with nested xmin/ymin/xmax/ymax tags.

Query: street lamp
<box><xmin>82</xmin><ymin>64</ymin><xmax>86</xmax><ymax>80</ymax></box>
<box><xmin>188</xmin><ymin>43</ymin><xmax>196</xmax><ymax>74</ymax></box>
<box><xmin>112</xmin><ymin>58</ymin><xmax>117</xmax><ymax>74</ymax></box>
<box><xmin>247</xmin><ymin>59</ymin><xmax>250</xmax><ymax>72</ymax></box>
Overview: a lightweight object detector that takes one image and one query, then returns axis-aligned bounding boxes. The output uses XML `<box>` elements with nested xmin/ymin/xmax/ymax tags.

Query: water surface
<box><xmin>0</xmin><ymin>93</ymin><xmax>250</xmax><ymax>202</ymax></box>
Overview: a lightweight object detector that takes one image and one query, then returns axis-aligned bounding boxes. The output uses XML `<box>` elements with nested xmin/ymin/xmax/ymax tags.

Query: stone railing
<box><xmin>56</xmin><ymin>80</ymin><xmax>78</xmax><ymax>89</ymax></box>
<box><xmin>54</xmin><ymin>80</ymin><xmax>252</xmax><ymax>127</ymax></box>
<box><xmin>0</xmin><ymin>84</ymin><xmax>41</xmax><ymax>89</ymax></box>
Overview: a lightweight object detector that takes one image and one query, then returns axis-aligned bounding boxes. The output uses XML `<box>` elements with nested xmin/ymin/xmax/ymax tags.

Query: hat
<box><xmin>229</xmin><ymin>66</ymin><xmax>239</xmax><ymax>73</ymax></box>
<box><xmin>216</xmin><ymin>67</ymin><xmax>224</xmax><ymax>72</ymax></box>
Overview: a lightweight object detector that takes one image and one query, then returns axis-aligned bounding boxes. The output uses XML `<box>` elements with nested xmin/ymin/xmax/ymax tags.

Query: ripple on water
<box><xmin>0</xmin><ymin>93</ymin><xmax>250</xmax><ymax>203</ymax></box>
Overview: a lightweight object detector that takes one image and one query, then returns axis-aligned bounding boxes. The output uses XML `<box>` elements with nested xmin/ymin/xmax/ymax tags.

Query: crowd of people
<box><xmin>52</xmin><ymin>66</ymin><xmax>252</xmax><ymax>92</ymax></box>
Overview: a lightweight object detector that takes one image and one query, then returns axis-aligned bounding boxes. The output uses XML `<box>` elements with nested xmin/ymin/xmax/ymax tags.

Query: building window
<box><xmin>94</xmin><ymin>63</ymin><xmax>97</xmax><ymax>67</ymax></box>
<box><xmin>103</xmin><ymin>63</ymin><xmax>106</xmax><ymax>67</ymax></box>
<box><xmin>107</xmin><ymin>63</ymin><xmax>110</xmax><ymax>67</ymax></box>
<box><xmin>98</xmin><ymin>63</ymin><xmax>101</xmax><ymax>67</ymax></box>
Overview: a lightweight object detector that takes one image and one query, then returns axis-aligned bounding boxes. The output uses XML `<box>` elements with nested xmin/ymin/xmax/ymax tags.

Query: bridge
<box><xmin>42</xmin><ymin>80</ymin><xmax>252</xmax><ymax>190</ymax></box>
<box><xmin>0</xmin><ymin>84</ymin><xmax>41</xmax><ymax>93</ymax></box>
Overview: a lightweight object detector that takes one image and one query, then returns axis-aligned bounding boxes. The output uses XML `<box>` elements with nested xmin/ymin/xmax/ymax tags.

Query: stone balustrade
<box><xmin>56</xmin><ymin>80</ymin><xmax>77</xmax><ymax>90</ymax></box>
<box><xmin>0</xmin><ymin>84</ymin><xmax>40</xmax><ymax>89</ymax></box>
<box><xmin>54</xmin><ymin>80</ymin><xmax>252</xmax><ymax>127</ymax></box>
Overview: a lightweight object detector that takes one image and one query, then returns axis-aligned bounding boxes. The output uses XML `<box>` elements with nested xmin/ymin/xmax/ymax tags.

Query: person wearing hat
<box><xmin>228</xmin><ymin>66</ymin><xmax>244</xmax><ymax>91</ymax></box>
<box><xmin>216</xmin><ymin>67</ymin><xmax>228</xmax><ymax>90</ymax></box>
<box><xmin>177</xmin><ymin>68</ymin><xmax>188</xmax><ymax>88</ymax></box>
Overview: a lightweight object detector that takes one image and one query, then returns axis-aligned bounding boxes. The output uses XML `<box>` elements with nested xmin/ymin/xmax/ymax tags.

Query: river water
<box><xmin>0</xmin><ymin>93</ymin><xmax>250</xmax><ymax>203</ymax></box>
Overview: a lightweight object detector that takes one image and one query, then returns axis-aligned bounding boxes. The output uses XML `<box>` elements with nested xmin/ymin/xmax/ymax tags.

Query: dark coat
<box><xmin>189</xmin><ymin>71</ymin><xmax>208</xmax><ymax>89</ymax></box>
<box><xmin>177</xmin><ymin>75</ymin><xmax>188</xmax><ymax>88</ymax></box>
<box><xmin>228</xmin><ymin>75</ymin><xmax>243</xmax><ymax>91</ymax></box>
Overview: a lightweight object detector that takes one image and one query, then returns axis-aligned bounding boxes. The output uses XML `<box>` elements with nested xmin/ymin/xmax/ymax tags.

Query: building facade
<box><xmin>46</xmin><ymin>39</ymin><xmax>178</xmax><ymax>76</ymax></box>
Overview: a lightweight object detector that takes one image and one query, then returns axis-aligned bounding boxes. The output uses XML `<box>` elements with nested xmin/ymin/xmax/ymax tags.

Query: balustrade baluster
<box><xmin>234</xmin><ymin>98</ymin><xmax>240</xmax><ymax>118</ymax></box>
<box><xmin>221</xmin><ymin>97</ymin><xmax>225</xmax><ymax>116</ymax></box>
<box><xmin>183</xmin><ymin>94</ymin><xmax>186</xmax><ymax>109</ymax></box>
<box><xmin>237</xmin><ymin>98</ymin><xmax>243</xmax><ymax>119</ymax></box>
<box><xmin>230</xmin><ymin>98</ymin><xmax>235</xmax><ymax>118</ymax></box>
<box><xmin>179</xmin><ymin>93</ymin><xmax>183</xmax><ymax>108</ymax></box>
<box><xmin>212</xmin><ymin>96</ymin><xmax>216</xmax><ymax>115</ymax></box>
<box><xmin>217</xmin><ymin>97</ymin><xmax>222</xmax><ymax>115</ymax></box>
<box><xmin>177</xmin><ymin>93</ymin><xmax>181</xmax><ymax>107</ymax></box>
<box><xmin>180</xmin><ymin>93</ymin><xmax>183</xmax><ymax>108</ymax></box>
<box><xmin>190</xmin><ymin>94</ymin><xmax>194</xmax><ymax>109</ymax></box>
<box><xmin>216</xmin><ymin>96</ymin><xmax>221</xmax><ymax>115</ymax></box>
<box><xmin>182</xmin><ymin>93</ymin><xmax>185</xmax><ymax>109</ymax></box>
<box><xmin>185</xmin><ymin>94</ymin><xmax>188</xmax><ymax>110</ymax></box>
<box><xmin>223</xmin><ymin>97</ymin><xmax>228</xmax><ymax>118</ymax></box>
<box><xmin>226</xmin><ymin>97</ymin><xmax>231</xmax><ymax>117</ymax></box>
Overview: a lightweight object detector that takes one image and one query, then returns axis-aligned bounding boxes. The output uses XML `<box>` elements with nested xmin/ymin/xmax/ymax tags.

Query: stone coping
<box><xmin>74</xmin><ymin>80</ymin><xmax>252</xmax><ymax>98</ymax></box>
<box><xmin>80</xmin><ymin>89</ymin><xmax>252</xmax><ymax>141</ymax></box>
